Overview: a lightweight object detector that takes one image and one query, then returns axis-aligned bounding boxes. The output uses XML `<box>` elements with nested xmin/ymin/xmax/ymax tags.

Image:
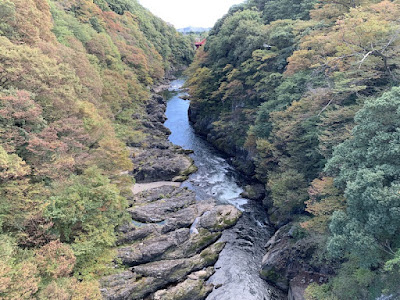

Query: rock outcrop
<box><xmin>130</xmin><ymin>94</ymin><xmax>197</xmax><ymax>183</ymax></box>
<box><xmin>153</xmin><ymin>267</ymin><xmax>215</xmax><ymax>300</ymax></box>
<box><xmin>260</xmin><ymin>225</ymin><xmax>331</xmax><ymax>297</ymax></box>
<box><xmin>240</xmin><ymin>183</ymin><xmax>266</xmax><ymax>201</ymax></box>
<box><xmin>101</xmin><ymin>186</ymin><xmax>241</xmax><ymax>300</ymax></box>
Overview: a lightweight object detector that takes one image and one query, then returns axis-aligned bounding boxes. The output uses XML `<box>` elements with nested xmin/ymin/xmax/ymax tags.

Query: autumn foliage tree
<box><xmin>0</xmin><ymin>0</ymin><xmax>194</xmax><ymax>297</ymax></box>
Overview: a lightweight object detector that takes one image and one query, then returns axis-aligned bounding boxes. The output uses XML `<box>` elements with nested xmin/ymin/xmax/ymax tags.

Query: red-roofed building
<box><xmin>195</xmin><ymin>39</ymin><xmax>206</xmax><ymax>49</ymax></box>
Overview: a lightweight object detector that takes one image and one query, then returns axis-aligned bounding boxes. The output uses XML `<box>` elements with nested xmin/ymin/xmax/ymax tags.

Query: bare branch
<box><xmin>318</xmin><ymin>98</ymin><xmax>334</xmax><ymax>116</ymax></box>
<box><xmin>358</xmin><ymin>50</ymin><xmax>373</xmax><ymax>68</ymax></box>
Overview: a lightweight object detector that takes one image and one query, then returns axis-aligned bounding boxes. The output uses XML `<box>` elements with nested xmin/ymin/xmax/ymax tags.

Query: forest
<box><xmin>186</xmin><ymin>0</ymin><xmax>400</xmax><ymax>298</ymax></box>
<box><xmin>0</xmin><ymin>0</ymin><xmax>194</xmax><ymax>298</ymax></box>
<box><xmin>2</xmin><ymin>0</ymin><xmax>400</xmax><ymax>298</ymax></box>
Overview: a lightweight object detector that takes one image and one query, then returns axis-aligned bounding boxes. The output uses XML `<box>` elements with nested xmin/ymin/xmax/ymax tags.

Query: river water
<box><xmin>164</xmin><ymin>79</ymin><xmax>285</xmax><ymax>300</ymax></box>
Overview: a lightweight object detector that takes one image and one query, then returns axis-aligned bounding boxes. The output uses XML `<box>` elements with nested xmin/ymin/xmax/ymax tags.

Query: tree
<box><xmin>206</xmin><ymin>9</ymin><xmax>268</xmax><ymax>67</ymax></box>
<box><xmin>37</xmin><ymin>277</ymin><xmax>102</xmax><ymax>300</ymax></box>
<box><xmin>326</xmin><ymin>86</ymin><xmax>400</xmax><ymax>267</ymax></box>
<box><xmin>0</xmin><ymin>37</ymin><xmax>79</xmax><ymax>119</ymax></box>
<box><xmin>45</xmin><ymin>167</ymin><xmax>128</xmax><ymax>270</ymax></box>
<box><xmin>0</xmin><ymin>0</ymin><xmax>195</xmax><ymax>295</ymax></box>
<box><xmin>0</xmin><ymin>235</ymin><xmax>40</xmax><ymax>299</ymax></box>
<box><xmin>0</xmin><ymin>89</ymin><xmax>45</xmax><ymax>153</ymax></box>
<box><xmin>268</xmin><ymin>169</ymin><xmax>309</xmax><ymax>214</ymax></box>
<box><xmin>301</xmin><ymin>177</ymin><xmax>345</xmax><ymax>233</ymax></box>
<box><xmin>2</xmin><ymin>0</ymin><xmax>55</xmax><ymax>45</ymax></box>
<box><xmin>0</xmin><ymin>0</ymin><xmax>16</xmax><ymax>39</ymax></box>
<box><xmin>261</xmin><ymin>0</ymin><xmax>316</xmax><ymax>24</ymax></box>
<box><xmin>287</xmin><ymin>1</ymin><xmax>400</xmax><ymax>91</ymax></box>
<box><xmin>0</xmin><ymin>146</ymin><xmax>30</xmax><ymax>181</ymax></box>
<box><xmin>35</xmin><ymin>240</ymin><xmax>76</xmax><ymax>279</ymax></box>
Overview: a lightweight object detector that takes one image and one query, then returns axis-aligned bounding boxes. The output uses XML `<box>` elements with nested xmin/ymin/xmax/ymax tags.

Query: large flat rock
<box><xmin>101</xmin><ymin>185</ymin><xmax>241</xmax><ymax>300</ymax></box>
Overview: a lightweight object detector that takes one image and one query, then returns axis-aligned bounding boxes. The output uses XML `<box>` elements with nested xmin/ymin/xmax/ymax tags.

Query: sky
<box><xmin>137</xmin><ymin>0</ymin><xmax>246</xmax><ymax>28</ymax></box>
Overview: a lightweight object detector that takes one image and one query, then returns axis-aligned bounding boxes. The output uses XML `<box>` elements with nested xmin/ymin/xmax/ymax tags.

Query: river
<box><xmin>164</xmin><ymin>79</ymin><xmax>285</xmax><ymax>300</ymax></box>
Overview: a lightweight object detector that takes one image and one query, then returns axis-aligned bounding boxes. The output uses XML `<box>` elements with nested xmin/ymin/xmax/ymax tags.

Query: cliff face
<box><xmin>188</xmin><ymin>103</ymin><xmax>256</xmax><ymax>177</ymax></box>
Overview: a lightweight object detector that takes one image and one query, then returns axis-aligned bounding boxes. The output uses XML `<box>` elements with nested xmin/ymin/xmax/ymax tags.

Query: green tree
<box><xmin>268</xmin><ymin>169</ymin><xmax>309</xmax><ymax>214</ymax></box>
<box><xmin>206</xmin><ymin>9</ymin><xmax>267</xmax><ymax>67</ymax></box>
<box><xmin>287</xmin><ymin>1</ymin><xmax>400</xmax><ymax>91</ymax></box>
<box><xmin>326</xmin><ymin>86</ymin><xmax>400</xmax><ymax>267</ymax></box>
<box><xmin>0</xmin><ymin>235</ymin><xmax>40</xmax><ymax>299</ymax></box>
<box><xmin>0</xmin><ymin>0</ymin><xmax>16</xmax><ymax>38</ymax></box>
<box><xmin>45</xmin><ymin>167</ymin><xmax>128</xmax><ymax>271</ymax></box>
<box><xmin>261</xmin><ymin>0</ymin><xmax>316</xmax><ymax>23</ymax></box>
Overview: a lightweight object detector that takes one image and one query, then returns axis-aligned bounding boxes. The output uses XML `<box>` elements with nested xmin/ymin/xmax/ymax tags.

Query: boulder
<box><xmin>127</xmin><ymin>195</ymin><xmax>196</xmax><ymax>223</ymax></box>
<box><xmin>127</xmin><ymin>187</ymin><xmax>196</xmax><ymax>223</ymax></box>
<box><xmin>133</xmin><ymin>241</ymin><xmax>225</xmax><ymax>279</ymax></box>
<box><xmin>260</xmin><ymin>225</ymin><xmax>330</xmax><ymax>292</ymax></box>
<box><xmin>159</xmin><ymin>201</ymin><xmax>214</xmax><ymax>234</ymax></box>
<box><xmin>153</xmin><ymin>267</ymin><xmax>215</xmax><ymax>300</ymax></box>
<box><xmin>199</xmin><ymin>205</ymin><xmax>242</xmax><ymax>232</ymax></box>
<box><xmin>131</xmin><ymin>185</ymin><xmax>189</xmax><ymax>204</ymax></box>
<box><xmin>101</xmin><ymin>273</ymin><xmax>157</xmax><ymax>300</ymax></box>
<box><xmin>116</xmin><ymin>223</ymin><xmax>158</xmax><ymax>245</ymax></box>
<box><xmin>102</xmin><ymin>241</ymin><xmax>226</xmax><ymax>300</ymax></box>
<box><xmin>161</xmin><ymin>229</ymin><xmax>222</xmax><ymax>259</ymax></box>
<box><xmin>240</xmin><ymin>183</ymin><xmax>266</xmax><ymax>201</ymax></box>
<box><xmin>117</xmin><ymin>228</ymin><xmax>190</xmax><ymax>266</ymax></box>
<box><xmin>131</xmin><ymin>148</ymin><xmax>195</xmax><ymax>183</ymax></box>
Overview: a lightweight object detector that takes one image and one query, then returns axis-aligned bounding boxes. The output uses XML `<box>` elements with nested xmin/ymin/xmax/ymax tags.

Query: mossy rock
<box><xmin>199</xmin><ymin>206</ymin><xmax>242</xmax><ymax>232</ymax></box>
<box><xmin>185</xmin><ymin>229</ymin><xmax>222</xmax><ymax>255</ymax></box>
<box><xmin>172</xmin><ymin>175</ymin><xmax>189</xmax><ymax>182</ymax></box>
<box><xmin>260</xmin><ymin>267</ymin><xmax>289</xmax><ymax>291</ymax></box>
<box><xmin>180</xmin><ymin>163</ymin><xmax>198</xmax><ymax>176</ymax></box>
<box><xmin>199</xmin><ymin>242</ymin><xmax>225</xmax><ymax>266</ymax></box>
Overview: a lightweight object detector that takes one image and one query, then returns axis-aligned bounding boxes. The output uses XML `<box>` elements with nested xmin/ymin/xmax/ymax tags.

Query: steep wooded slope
<box><xmin>186</xmin><ymin>0</ymin><xmax>400</xmax><ymax>297</ymax></box>
<box><xmin>0</xmin><ymin>0</ymin><xmax>194</xmax><ymax>298</ymax></box>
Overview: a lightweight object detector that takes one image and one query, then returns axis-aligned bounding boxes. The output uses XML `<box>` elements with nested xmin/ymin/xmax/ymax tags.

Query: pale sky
<box><xmin>138</xmin><ymin>0</ymin><xmax>246</xmax><ymax>28</ymax></box>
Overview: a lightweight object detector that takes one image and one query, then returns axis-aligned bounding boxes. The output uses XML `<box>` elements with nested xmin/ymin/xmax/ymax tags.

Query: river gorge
<box><xmin>100</xmin><ymin>78</ymin><xmax>298</xmax><ymax>299</ymax></box>
<box><xmin>165</xmin><ymin>79</ymin><xmax>285</xmax><ymax>300</ymax></box>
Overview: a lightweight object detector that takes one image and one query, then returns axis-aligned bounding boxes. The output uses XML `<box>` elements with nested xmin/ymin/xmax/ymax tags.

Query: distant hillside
<box><xmin>178</xmin><ymin>26</ymin><xmax>210</xmax><ymax>34</ymax></box>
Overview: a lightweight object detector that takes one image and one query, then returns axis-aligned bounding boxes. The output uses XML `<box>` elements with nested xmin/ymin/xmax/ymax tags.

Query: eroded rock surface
<box><xmin>101</xmin><ymin>87</ymin><xmax>242</xmax><ymax>300</ymax></box>
<box><xmin>130</xmin><ymin>94</ymin><xmax>197</xmax><ymax>183</ymax></box>
<box><xmin>260</xmin><ymin>225</ymin><xmax>331</xmax><ymax>295</ymax></box>
<box><xmin>153</xmin><ymin>267</ymin><xmax>215</xmax><ymax>300</ymax></box>
<box><xmin>101</xmin><ymin>186</ymin><xmax>241</xmax><ymax>300</ymax></box>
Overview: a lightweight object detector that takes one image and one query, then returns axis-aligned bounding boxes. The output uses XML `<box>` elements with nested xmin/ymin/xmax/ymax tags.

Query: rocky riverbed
<box><xmin>100</xmin><ymin>78</ymin><xmax>321</xmax><ymax>300</ymax></box>
<box><xmin>163</xmin><ymin>79</ymin><xmax>286</xmax><ymax>300</ymax></box>
<box><xmin>101</xmin><ymin>185</ymin><xmax>241</xmax><ymax>300</ymax></box>
<box><xmin>100</xmin><ymin>83</ymin><xmax>242</xmax><ymax>300</ymax></box>
<box><xmin>129</xmin><ymin>92</ymin><xmax>197</xmax><ymax>183</ymax></box>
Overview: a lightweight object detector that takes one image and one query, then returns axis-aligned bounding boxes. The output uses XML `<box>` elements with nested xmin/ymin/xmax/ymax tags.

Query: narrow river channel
<box><xmin>164</xmin><ymin>79</ymin><xmax>285</xmax><ymax>300</ymax></box>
